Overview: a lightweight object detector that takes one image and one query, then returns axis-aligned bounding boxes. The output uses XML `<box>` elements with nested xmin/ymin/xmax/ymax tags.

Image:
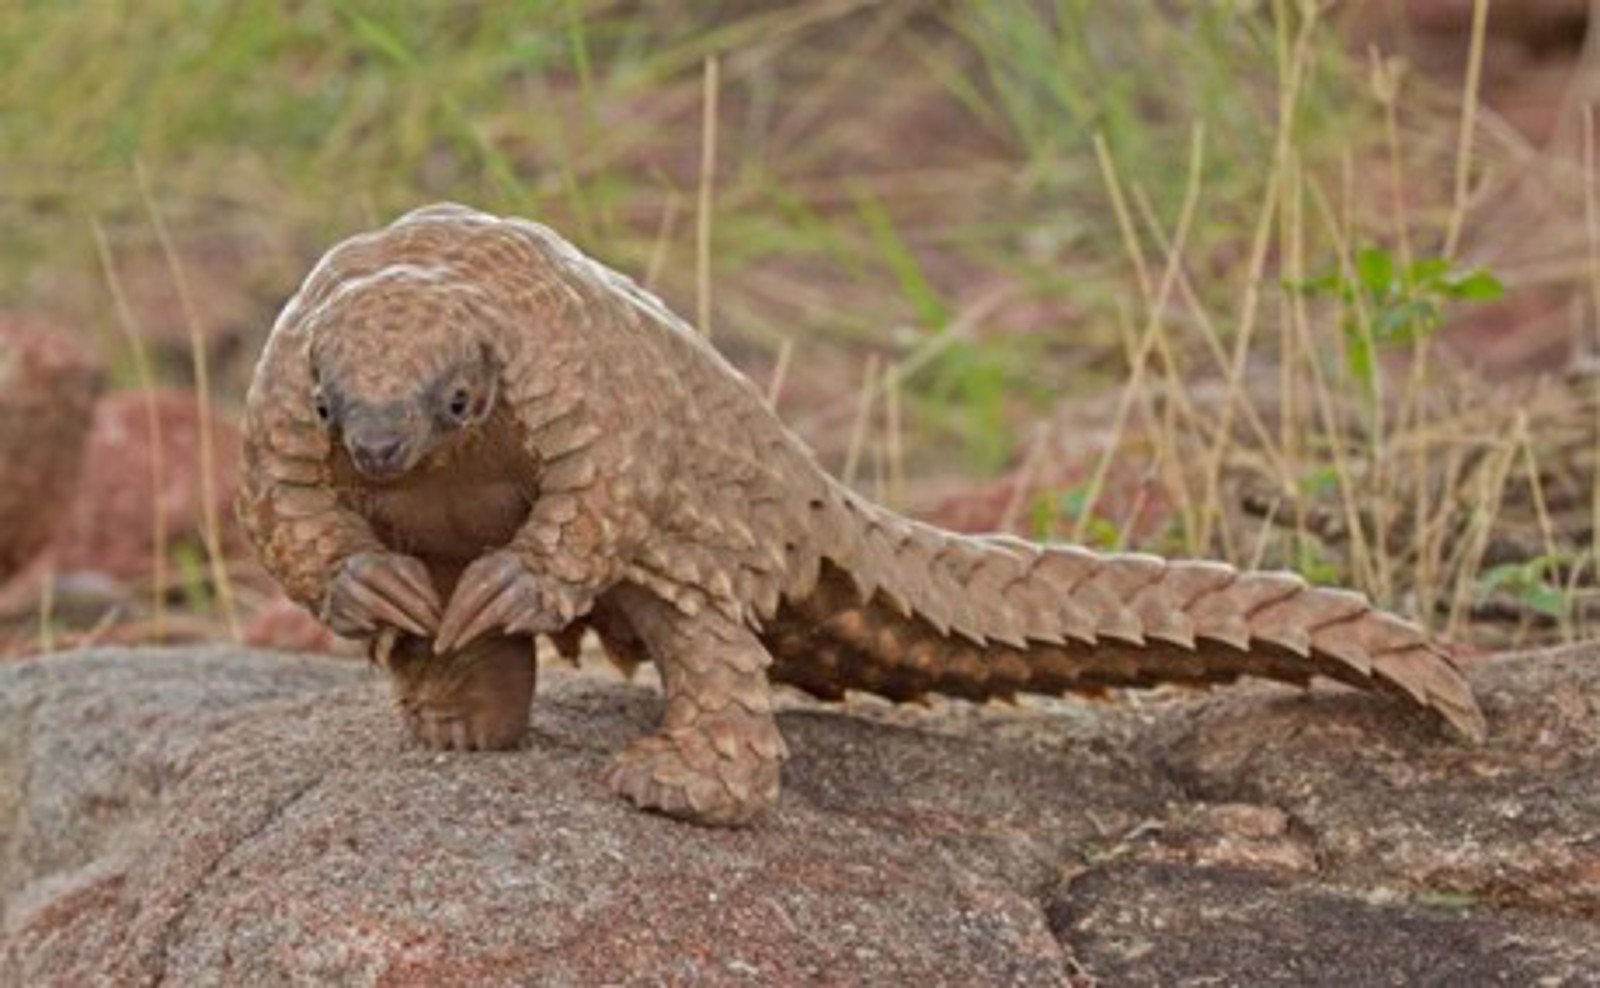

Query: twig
<box><xmin>90</xmin><ymin>218</ymin><xmax>168</xmax><ymax>642</ymax></box>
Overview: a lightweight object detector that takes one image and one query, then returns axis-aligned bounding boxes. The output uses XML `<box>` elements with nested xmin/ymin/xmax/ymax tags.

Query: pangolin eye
<box><xmin>448</xmin><ymin>387</ymin><xmax>472</xmax><ymax>421</ymax></box>
<box><xmin>313</xmin><ymin>393</ymin><xmax>331</xmax><ymax>423</ymax></box>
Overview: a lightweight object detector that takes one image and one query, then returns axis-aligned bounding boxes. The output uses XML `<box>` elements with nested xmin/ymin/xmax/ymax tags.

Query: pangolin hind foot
<box><xmin>602</xmin><ymin>585</ymin><xmax>786</xmax><ymax>826</ymax></box>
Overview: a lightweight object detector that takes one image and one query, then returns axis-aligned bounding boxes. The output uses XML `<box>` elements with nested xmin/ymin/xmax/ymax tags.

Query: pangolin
<box><xmin>238</xmin><ymin>204</ymin><xmax>1486</xmax><ymax>826</ymax></box>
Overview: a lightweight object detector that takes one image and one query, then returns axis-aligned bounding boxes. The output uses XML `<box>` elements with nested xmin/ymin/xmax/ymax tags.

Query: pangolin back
<box><xmin>762</xmin><ymin>485</ymin><xmax>1485</xmax><ymax>741</ymax></box>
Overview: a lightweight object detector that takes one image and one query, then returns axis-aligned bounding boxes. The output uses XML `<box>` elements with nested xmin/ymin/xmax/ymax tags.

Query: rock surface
<box><xmin>1</xmin><ymin>645</ymin><xmax>1597</xmax><ymax>986</ymax></box>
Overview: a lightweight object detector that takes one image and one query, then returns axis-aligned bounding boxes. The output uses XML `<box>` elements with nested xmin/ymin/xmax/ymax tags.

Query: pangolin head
<box><xmin>305</xmin><ymin>266</ymin><xmax>503</xmax><ymax>482</ymax></box>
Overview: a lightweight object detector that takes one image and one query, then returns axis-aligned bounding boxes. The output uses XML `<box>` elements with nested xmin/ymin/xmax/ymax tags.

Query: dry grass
<box><xmin>1</xmin><ymin>0</ymin><xmax>1597</xmax><ymax>652</ymax></box>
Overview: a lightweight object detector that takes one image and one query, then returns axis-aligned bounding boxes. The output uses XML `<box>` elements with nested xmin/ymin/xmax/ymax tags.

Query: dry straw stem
<box><xmin>1279</xmin><ymin>154</ymin><xmax>1304</xmax><ymax>481</ymax></box>
<box><xmin>1092</xmin><ymin>132</ymin><xmax>1153</xmax><ymax>299</ymax></box>
<box><xmin>1111</xmin><ymin>464</ymin><xmax>1153</xmax><ymax>553</ymax></box>
<box><xmin>1078</xmin><ymin>125</ymin><xmax>1207</xmax><ymax>545</ymax></box>
<box><xmin>1121</xmin><ymin>186</ymin><xmax>1287</xmax><ymax>559</ymax></box>
<box><xmin>1305</xmin><ymin>169</ymin><xmax>1395</xmax><ymax>594</ymax></box>
<box><xmin>36</xmin><ymin>559</ymin><xmax>55</xmax><ymax>653</ymax></box>
<box><xmin>842</xmin><ymin>351</ymin><xmax>882</xmax><ymax>486</ymax></box>
<box><xmin>1195</xmin><ymin>0</ymin><xmax>1321</xmax><ymax>559</ymax></box>
<box><xmin>871</xmin><ymin>399</ymin><xmax>888</xmax><ymax>504</ymax></box>
<box><xmin>1280</xmin><ymin>152</ymin><xmax>1314</xmax><ymax>570</ymax></box>
<box><xmin>644</xmin><ymin>187</ymin><xmax>683</xmax><ymax>292</ymax></box>
<box><xmin>997</xmin><ymin>423</ymin><xmax>1048</xmax><ymax>535</ymax></box>
<box><xmin>765</xmin><ymin>336</ymin><xmax>795</xmax><ymax>408</ymax></box>
<box><xmin>1445</xmin><ymin>417</ymin><xmax>1521</xmax><ymax>638</ymax></box>
<box><xmin>696</xmin><ymin>54</ymin><xmax>720</xmax><ymax>336</ymax></box>
<box><xmin>1369</xmin><ymin>49</ymin><xmax>1440</xmax><ymax>608</ymax></box>
<box><xmin>1248</xmin><ymin>496</ymin><xmax>1280</xmax><ymax>572</ymax></box>
<box><xmin>90</xmin><ymin>219</ymin><xmax>168</xmax><ymax>641</ymax></box>
<box><xmin>1314</xmin><ymin>158</ymin><xmax>1396</xmax><ymax>602</ymax></box>
<box><xmin>1282</xmin><ymin>168</ymin><xmax>1381</xmax><ymax>600</ymax></box>
<box><xmin>1399</xmin><ymin>0</ymin><xmax>1488</xmax><ymax>618</ymax></box>
<box><xmin>1127</xmin><ymin>181</ymin><xmax>1286</xmax><ymax>469</ymax></box>
<box><xmin>1370</xmin><ymin>49</ymin><xmax>1413</xmax><ymax>269</ymax></box>
<box><xmin>1442</xmin><ymin>0</ymin><xmax>1490</xmax><ymax>259</ymax></box>
<box><xmin>1419</xmin><ymin>442</ymin><xmax>1473</xmax><ymax>625</ymax></box>
<box><xmin>814</xmin><ymin>285</ymin><xmax>1017</xmax><ymax>444</ymax></box>
<box><xmin>1123</xmin><ymin>175</ymin><xmax>1294</xmax><ymax>552</ymax></box>
<box><xmin>1097</xmin><ymin>177</ymin><xmax>1204</xmax><ymax>554</ymax></box>
<box><xmin>884</xmin><ymin>362</ymin><xmax>905</xmax><ymax>510</ymax></box>
<box><xmin>1586</xmin><ymin>108</ymin><xmax>1600</xmax><ymax>569</ymax></box>
<box><xmin>1518</xmin><ymin>428</ymin><xmax>1571</xmax><ymax>639</ymax></box>
<box><xmin>135</xmin><ymin>163</ymin><xmax>240</xmax><ymax>642</ymax></box>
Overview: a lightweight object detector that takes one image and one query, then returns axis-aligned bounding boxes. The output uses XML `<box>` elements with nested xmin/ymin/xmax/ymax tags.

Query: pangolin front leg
<box><xmin>603</xmin><ymin>586</ymin><xmax>788</xmax><ymax>826</ymax></box>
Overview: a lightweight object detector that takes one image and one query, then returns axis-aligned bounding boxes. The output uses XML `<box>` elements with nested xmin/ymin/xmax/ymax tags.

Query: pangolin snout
<box><xmin>346</xmin><ymin>430</ymin><xmax>414</xmax><ymax>480</ymax></box>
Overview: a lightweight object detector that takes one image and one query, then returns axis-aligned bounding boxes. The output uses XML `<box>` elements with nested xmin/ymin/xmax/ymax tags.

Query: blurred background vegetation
<box><xmin>3</xmin><ymin>0</ymin><xmax>1599</xmax><ymax>655</ymax></box>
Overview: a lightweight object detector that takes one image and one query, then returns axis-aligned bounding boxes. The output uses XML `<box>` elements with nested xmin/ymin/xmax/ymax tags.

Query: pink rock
<box><xmin>49</xmin><ymin>389</ymin><xmax>243</xmax><ymax>583</ymax></box>
<box><xmin>242</xmin><ymin>596</ymin><xmax>337</xmax><ymax>655</ymax></box>
<box><xmin>3</xmin><ymin>645</ymin><xmax>1599</xmax><ymax>983</ymax></box>
<box><xmin>0</xmin><ymin>317</ymin><xmax>101</xmax><ymax>582</ymax></box>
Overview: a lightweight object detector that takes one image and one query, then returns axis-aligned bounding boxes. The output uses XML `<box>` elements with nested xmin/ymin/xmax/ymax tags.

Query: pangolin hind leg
<box><xmin>382</xmin><ymin>633</ymin><xmax>537</xmax><ymax>751</ymax></box>
<box><xmin>602</xmin><ymin>585</ymin><xmax>788</xmax><ymax>826</ymax></box>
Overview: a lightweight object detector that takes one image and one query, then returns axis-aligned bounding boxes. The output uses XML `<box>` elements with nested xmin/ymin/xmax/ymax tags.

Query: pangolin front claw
<box><xmin>323</xmin><ymin>551</ymin><xmax>443</xmax><ymax>638</ymax></box>
<box><xmin>436</xmin><ymin>550</ymin><xmax>556</xmax><ymax>653</ymax></box>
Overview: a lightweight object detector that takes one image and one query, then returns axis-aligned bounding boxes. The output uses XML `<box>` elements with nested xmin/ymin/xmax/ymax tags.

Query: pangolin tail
<box><xmin>764</xmin><ymin>494</ymin><xmax>1485</xmax><ymax>741</ymax></box>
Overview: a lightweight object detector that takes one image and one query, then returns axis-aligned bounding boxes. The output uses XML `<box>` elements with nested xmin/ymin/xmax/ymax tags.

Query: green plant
<box><xmin>1476</xmin><ymin>555</ymin><xmax>1570</xmax><ymax>621</ymax></box>
<box><xmin>1291</xmin><ymin>536</ymin><xmax>1342</xmax><ymax>587</ymax></box>
<box><xmin>1031</xmin><ymin>486</ymin><xmax>1121</xmax><ymax>550</ymax></box>
<box><xmin>1295</xmin><ymin>247</ymin><xmax>1503</xmax><ymax>397</ymax></box>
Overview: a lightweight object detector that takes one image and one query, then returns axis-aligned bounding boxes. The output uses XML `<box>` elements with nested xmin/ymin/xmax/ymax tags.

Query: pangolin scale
<box><xmin>239</xmin><ymin>204</ymin><xmax>1485</xmax><ymax>827</ymax></box>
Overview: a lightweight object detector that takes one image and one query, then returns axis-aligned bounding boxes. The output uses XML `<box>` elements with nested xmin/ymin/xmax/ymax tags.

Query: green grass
<box><xmin>0</xmin><ymin>1</ymin><xmax>1370</xmax><ymax>388</ymax></box>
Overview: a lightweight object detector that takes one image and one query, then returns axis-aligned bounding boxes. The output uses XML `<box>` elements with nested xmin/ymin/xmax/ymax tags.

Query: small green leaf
<box><xmin>172</xmin><ymin>540</ymin><xmax>213</xmax><ymax>613</ymax></box>
<box><xmin>1355</xmin><ymin>247</ymin><xmax>1395</xmax><ymax>297</ymax></box>
<box><xmin>1293</xmin><ymin>539</ymin><xmax>1342</xmax><ymax>586</ymax></box>
<box><xmin>1082</xmin><ymin>516</ymin><xmax>1120</xmax><ymax>550</ymax></box>
<box><xmin>1301</xmin><ymin>466</ymin><xmax>1340</xmax><ymax>498</ymax></box>
<box><xmin>1524</xmin><ymin>582</ymin><xmax>1566</xmax><ymax>618</ymax></box>
<box><xmin>1477</xmin><ymin>562</ymin><xmax>1522</xmax><ymax>592</ymax></box>
<box><xmin>1030</xmin><ymin>495</ymin><xmax>1056</xmax><ymax>540</ymax></box>
<box><xmin>1374</xmin><ymin>299</ymin><xmax>1440</xmax><ymax>344</ymax></box>
<box><xmin>1343</xmin><ymin>321</ymin><xmax>1376</xmax><ymax>393</ymax></box>
<box><xmin>1477</xmin><ymin>557</ymin><xmax>1568</xmax><ymax>618</ymax></box>
<box><xmin>1290</xmin><ymin>272</ymin><xmax>1344</xmax><ymax>296</ymax></box>
<box><xmin>1040</xmin><ymin>487</ymin><xmax>1123</xmax><ymax>550</ymax></box>
<box><xmin>1406</xmin><ymin>257</ymin><xmax>1451</xmax><ymax>286</ymax></box>
<box><xmin>1445</xmin><ymin>270</ymin><xmax>1504</xmax><ymax>302</ymax></box>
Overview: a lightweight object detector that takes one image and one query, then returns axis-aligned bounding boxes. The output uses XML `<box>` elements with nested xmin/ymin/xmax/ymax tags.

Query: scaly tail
<box><xmin>764</xmin><ymin>492</ymin><xmax>1485</xmax><ymax>741</ymax></box>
